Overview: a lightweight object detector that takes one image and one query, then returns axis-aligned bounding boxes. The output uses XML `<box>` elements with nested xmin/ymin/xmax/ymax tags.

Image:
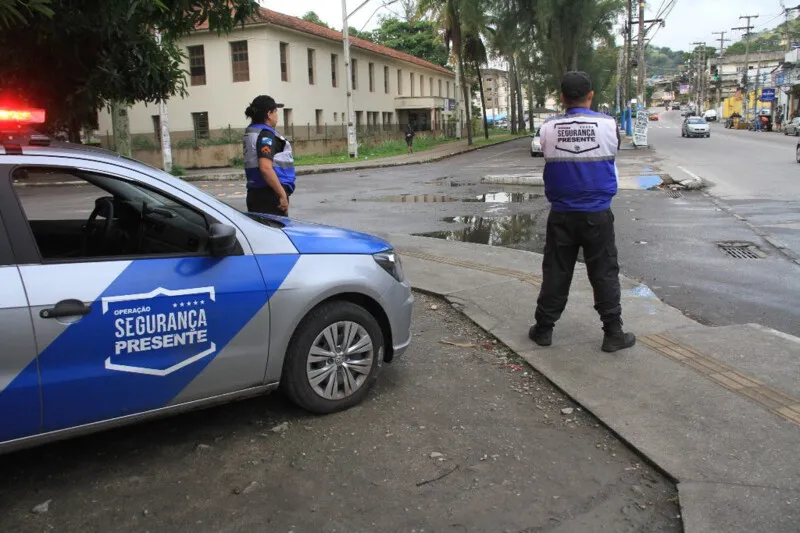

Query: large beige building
<box><xmin>98</xmin><ymin>8</ymin><xmax>458</xmax><ymax>145</ymax></box>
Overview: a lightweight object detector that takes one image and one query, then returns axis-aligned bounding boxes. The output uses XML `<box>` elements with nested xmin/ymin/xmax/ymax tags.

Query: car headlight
<box><xmin>373</xmin><ymin>250</ymin><xmax>405</xmax><ymax>282</ymax></box>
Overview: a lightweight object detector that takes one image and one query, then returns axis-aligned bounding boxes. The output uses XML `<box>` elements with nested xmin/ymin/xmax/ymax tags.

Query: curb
<box><xmin>183</xmin><ymin>135</ymin><xmax>527</xmax><ymax>182</ymax></box>
<box><xmin>703</xmin><ymin>192</ymin><xmax>800</xmax><ymax>264</ymax></box>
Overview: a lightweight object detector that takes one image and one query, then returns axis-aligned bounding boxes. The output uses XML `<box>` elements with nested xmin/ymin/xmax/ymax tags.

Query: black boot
<box><xmin>529</xmin><ymin>324</ymin><xmax>553</xmax><ymax>347</ymax></box>
<box><xmin>601</xmin><ymin>320</ymin><xmax>636</xmax><ymax>353</ymax></box>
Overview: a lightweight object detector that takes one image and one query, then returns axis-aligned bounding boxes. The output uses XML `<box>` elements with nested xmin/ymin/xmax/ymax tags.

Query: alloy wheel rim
<box><xmin>306</xmin><ymin>321</ymin><xmax>374</xmax><ymax>400</ymax></box>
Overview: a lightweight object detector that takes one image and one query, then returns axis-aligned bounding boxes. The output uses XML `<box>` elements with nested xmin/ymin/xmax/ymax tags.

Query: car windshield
<box><xmin>687</xmin><ymin>118</ymin><xmax>705</xmax><ymax>124</ymax></box>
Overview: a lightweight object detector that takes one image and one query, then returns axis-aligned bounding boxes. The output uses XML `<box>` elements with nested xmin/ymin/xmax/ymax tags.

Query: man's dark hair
<box><xmin>561</xmin><ymin>71</ymin><xmax>593</xmax><ymax>106</ymax></box>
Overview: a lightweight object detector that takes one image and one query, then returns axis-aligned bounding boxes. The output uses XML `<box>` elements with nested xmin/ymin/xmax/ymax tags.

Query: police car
<box><xmin>0</xmin><ymin>108</ymin><xmax>413</xmax><ymax>453</ymax></box>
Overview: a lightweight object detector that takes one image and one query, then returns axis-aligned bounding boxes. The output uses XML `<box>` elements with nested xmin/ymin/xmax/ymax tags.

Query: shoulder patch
<box><xmin>261</xmin><ymin>136</ymin><xmax>273</xmax><ymax>146</ymax></box>
<box><xmin>260</xmin><ymin>145</ymin><xmax>271</xmax><ymax>155</ymax></box>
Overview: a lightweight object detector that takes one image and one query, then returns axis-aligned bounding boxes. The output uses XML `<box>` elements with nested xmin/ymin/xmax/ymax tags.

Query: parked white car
<box><xmin>530</xmin><ymin>127</ymin><xmax>542</xmax><ymax>157</ymax></box>
<box><xmin>703</xmin><ymin>109</ymin><xmax>718</xmax><ymax>122</ymax></box>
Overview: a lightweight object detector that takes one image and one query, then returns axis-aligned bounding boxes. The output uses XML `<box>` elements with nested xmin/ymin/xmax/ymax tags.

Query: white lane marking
<box><xmin>676</xmin><ymin>166</ymin><xmax>703</xmax><ymax>181</ymax></box>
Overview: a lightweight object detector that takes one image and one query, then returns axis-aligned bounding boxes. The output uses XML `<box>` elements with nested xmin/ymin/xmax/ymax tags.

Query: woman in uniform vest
<box><xmin>242</xmin><ymin>95</ymin><xmax>296</xmax><ymax>216</ymax></box>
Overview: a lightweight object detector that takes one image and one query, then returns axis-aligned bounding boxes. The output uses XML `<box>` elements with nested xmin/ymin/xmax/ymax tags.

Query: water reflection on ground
<box><xmin>415</xmin><ymin>213</ymin><xmax>546</xmax><ymax>249</ymax></box>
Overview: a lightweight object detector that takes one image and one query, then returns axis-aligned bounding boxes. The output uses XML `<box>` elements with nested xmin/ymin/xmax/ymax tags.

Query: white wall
<box><xmin>98</xmin><ymin>24</ymin><xmax>456</xmax><ymax>136</ymax></box>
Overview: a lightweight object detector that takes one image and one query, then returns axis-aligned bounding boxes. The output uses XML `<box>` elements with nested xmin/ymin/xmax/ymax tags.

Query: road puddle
<box><xmin>415</xmin><ymin>214</ymin><xmax>545</xmax><ymax>248</ymax></box>
<box><xmin>356</xmin><ymin>192</ymin><xmax>542</xmax><ymax>203</ymax></box>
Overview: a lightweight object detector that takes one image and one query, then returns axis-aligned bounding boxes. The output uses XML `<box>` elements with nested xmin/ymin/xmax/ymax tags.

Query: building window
<box><xmin>429</xmin><ymin>77</ymin><xmax>433</xmax><ymax>97</ymax></box>
<box><xmin>280</xmin><ymin>42</ymin><xmax>289</xmax><ymax>81</ymax></box>
<box><xmin>307</xmin><ymin>48</ymin><xmax>316</xmax><ymax>85</ymax></box>
<box><xmin>316</xmin><ymin>109</ymin><xmax>323</xmax><ymax>133</ymax></box>
<box><xmin>356</xmin><ymin>110</ymin><xmax>363</xmax><ymax>127</ymax></box>
<box><xmin>387</xmin><ymin>112</ymin><xmax>393</xmax><ymax>124</ymax></box>
<box><xmin>446</xmin><ymin>81</ymin><xmax>450</xmax><ymax>98</ymax></box>
<box><xmin>333</xmin><ymin>112</ymin><xmax>338</xmax><ymax>122</ymax></box>
<box><xmin>283</xmin><ymin>108</ymin><xmax>293</xmax><ymax>127</ymax></box>
<box><xmin>384</xmin><ymin>66</ymin><xmax>390</xmax><ymax>94</ymax></box>
<box><xmin>397</xmin><ymin>69</ymin><xmax>403</xmax><ymax>94</ymax></box>
<box><xmin>351</xmin><ymin>58</ymin><xmax>358</xmax><ymax>89</ymax></box>
<box><xmin>410</xmin><ymin>73</ymin><xmax>415</xmax><ymax>96</ymax></box>
<box><xmin>230</xmin><ymin>41</ymin><xmax>249</xmax><ymax>82</ymax></box>
<box><xmin>191</xmin><ymin>112</ymin><xmax>209</xmax><ymax>139</ymax></box>
<box><xmin>331</xmin><ymin>54</ymin><xmax>338</xmax><ymax>87</ymax></box>
<box><xmin>369</xmin><ymin>62</ymin><xmax>375</xmax><ymax>92</ymax></box>
<box><xmin>188</xmin><ymin>45</ymin><xmax>206</xmax><ymax>86</ymax></box>
<box><xmin>152</xmin><ymin>115</ymin><xmax>161</xmax><ymax>144</ymax></box>
<box><xmin>420</xmin><ymin>75</ymin><xmax>424</xmax><ymax>96</ymax></box>
<box><xmin>438</xmin><ymin>79</ymin><xmax>442</xmax><ymax>97</ymax></box>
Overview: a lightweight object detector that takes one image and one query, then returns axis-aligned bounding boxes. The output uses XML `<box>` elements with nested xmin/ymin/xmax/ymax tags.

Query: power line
<box><xmin>732</xmin><ymin>13</ymin><xmax>758</xmax><ymax>118</ymax></box>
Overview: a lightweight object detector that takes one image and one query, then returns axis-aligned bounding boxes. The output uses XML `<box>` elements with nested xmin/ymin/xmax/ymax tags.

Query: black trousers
<box><xmin>246</xmin><ymin>185</ymin><xmax>291</xmax><ymax>216</ymax></box>
<box><xmin>534</xmin><ymin>208</ymin><xmax>622</xmax><ymax>328</ymax></box>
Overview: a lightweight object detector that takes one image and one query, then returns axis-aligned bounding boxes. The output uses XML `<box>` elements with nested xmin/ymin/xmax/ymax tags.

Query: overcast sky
<box><xmin>261</xmin><ymin>0</ymin><xmax>790</xmax><ymax>52</ymax></box>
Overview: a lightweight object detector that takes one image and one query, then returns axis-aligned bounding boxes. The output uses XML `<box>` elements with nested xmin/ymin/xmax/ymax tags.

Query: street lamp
<box><xmin>341</xmin><ymin>0</ymin><xmax>398</xmax><ymax>158</ymax></box>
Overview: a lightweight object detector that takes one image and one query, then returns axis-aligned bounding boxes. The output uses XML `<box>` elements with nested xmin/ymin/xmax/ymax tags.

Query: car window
<box><xmin>12</xmin><ymin>167</ymin><xmax>214</xmax><ymax>262</ymax></box>
<box><xmin>687</xmin><ymin>118</ymin><xmax>705</xmax><ymax>124</ymax></box>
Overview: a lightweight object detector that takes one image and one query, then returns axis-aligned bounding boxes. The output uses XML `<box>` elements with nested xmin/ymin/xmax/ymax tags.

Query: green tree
<box><xmin>463</xmin><ymin>31</ymin><xmax>489</xmax><ymax>138</ymax></box>
<box><xmin>372</xmin><ymin>18</ymin><xmax>449</xmax><ymax>67</ymax></box>
<box><xmin>348</xmin><ymin>26</ymin><xmax>376</xmax><ymax>42</ymax></box>
<box><xmin>0</xmin><ymin>0</ymin><xmax>259</xmax><ymax>141</ymax></box>
<box><xmin>0</xmin><ymin>0</ymin><xmax>53</xmax><ymax>28</ymax></box>
<box><xmin>301</xmin><ymin>10</ymin><xmax>329</xmax><ymax>28</ymax></box>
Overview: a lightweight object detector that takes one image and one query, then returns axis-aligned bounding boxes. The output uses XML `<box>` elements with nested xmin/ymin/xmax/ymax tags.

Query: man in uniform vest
<box><xmin>529</xmin><ymin>71</ymin><xmax>636</xmax><ymax>353</ymax></box>
<box><xmin>242</xmin><ymin>95</ymin><xmax>296</xmax><ymax>216</ymax></box>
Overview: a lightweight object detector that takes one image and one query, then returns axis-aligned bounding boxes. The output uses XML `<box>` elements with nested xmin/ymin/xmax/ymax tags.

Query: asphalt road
<box><xmin>647</xmin><ymin>108</ymin><xmax>800</xmax><ymax>257</ymax></box>
<box><xmin>0</xmin><ymin>293</ymin><xmax>680</xmax><ymax>533</ymax></box>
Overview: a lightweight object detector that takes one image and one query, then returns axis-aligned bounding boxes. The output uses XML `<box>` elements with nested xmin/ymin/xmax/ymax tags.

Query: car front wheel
<box><xmin>282</xmin><ymin>300</ymin><xmax>384</xmax><ymax>414</ymax></box>
<box><xmin>796</xmin><ymin>145</ymin><xmax>800</xmax><ymax>163</ymax></box>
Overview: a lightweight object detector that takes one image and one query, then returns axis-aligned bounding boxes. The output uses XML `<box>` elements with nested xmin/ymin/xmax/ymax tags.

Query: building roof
<box><xmin>196</xmin><ymin>7</ymin><xmax>454</xmax><ymax>77</ymax></box>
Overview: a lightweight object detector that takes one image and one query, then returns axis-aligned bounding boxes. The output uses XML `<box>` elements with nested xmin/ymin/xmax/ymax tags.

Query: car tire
<box><xmin>796</xmin><ymin>145</ymin><xmax>800</xmax><ymax>163</ymax></box>
<box><xmin>282</xmin><ymin>300</ymin><xmax>384</xmax><ymax>414</ymax></box>
<box><xmin>681</xmin><ymin>130</ymin><xmax>685</xmax><ymax>137</ymax></box>
<box><xmin>531</xmin><ymin>150</ymin><xmax>535</xmax><ymax>157</ymax></box>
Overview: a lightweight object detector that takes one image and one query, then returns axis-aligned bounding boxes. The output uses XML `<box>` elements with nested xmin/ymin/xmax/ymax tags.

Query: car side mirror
<box><xmin>208</xmin><ymin>223</ymin><xmax>237</xmax><ymax>257</ymax></box>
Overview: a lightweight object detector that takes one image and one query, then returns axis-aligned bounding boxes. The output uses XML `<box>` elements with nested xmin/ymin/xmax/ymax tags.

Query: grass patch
<box><xmin>293</xmin><ymin>132</ymin><xmax>520</xmax><ymax>167</ymax></box>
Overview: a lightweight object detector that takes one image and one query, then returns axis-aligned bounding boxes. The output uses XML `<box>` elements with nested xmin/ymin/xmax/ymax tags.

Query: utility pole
<box><xmin>637</xmin><ymin>0</ymin><xmax>646</xmax><ymax>106</ymax></box>
<box><xmin>752</xmin><ymin>43</ymin><xmax>763</xmax><ymax>123</ymax></box>
<box><xmin>733</xmin><ymin>14</ymin><xmax>758</xmax><ymax>119</ymax></box>
<box><xmin>712</xmin><ymin>31</ymin><xmax>729</xmax><ymax>115</ymax></box>
<box><xmin>155</xmin><ymin>29</ymin><xmax>172</xmax><ymax>173</ymax></box>
<box><xmin>691</xmin><ymin>42</ymin><xmax>705</xmax><ymax>112</ymax></box>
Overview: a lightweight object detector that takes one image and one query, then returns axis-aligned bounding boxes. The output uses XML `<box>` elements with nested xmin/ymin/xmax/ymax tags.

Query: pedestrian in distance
<box><xmin>242</xmin><ymin>95</ymin><xmax>296</xmax><ymax>216</ymax></box>
<box><xmin>405</xmin><ymin>123</ymin><xmax>416</xmax><ymax>153</ymax></box>
<box><xmin>529</xmin><ymin>71</ymin><xmax>636</xmax><ymax>353</ymax></box>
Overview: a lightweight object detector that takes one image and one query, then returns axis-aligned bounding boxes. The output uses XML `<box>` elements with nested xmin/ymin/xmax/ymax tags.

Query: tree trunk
<box><xmin>509</xmin><ymin>60</ymin><xmax>517</xmax><ymax>134</ymax></box>
<box><xmin>110</xmin><ymin>101</ymin><xmax>131</xmax><ymax>157</ymax></box>
<box><xmin>475</xmin><ymin>63</ymin><xmax>489</xmax><ymax>139</ymax></box>
<box><xmin>454</xmin><ymin>56</ymin><xmax>462</xmax><ymax>139</ymax></box>
<box><xmin>527</xmin><ymin>81</ymin><xmax>534</xmax><ymax>132</ymax></box>
<box><xmin>68</xmin><ymin>118</ymin><xmax>82</xmax><ymax>144</ymax></box>
<box><xmin>516</xmin><ymin>59</ymin><xmax>525</xmax><ymax>133</ymax></box>
<box><xmin>459</xmin><ymin>54</ymin><xmax>473</xmax><ymax>145</ymax></box>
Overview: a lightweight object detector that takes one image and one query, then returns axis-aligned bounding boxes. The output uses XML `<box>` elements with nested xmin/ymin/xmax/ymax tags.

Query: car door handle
<box><xmin>40</xmin><ymin>299</ymin><xmax>91</xmax><ymax>319</ymax></box>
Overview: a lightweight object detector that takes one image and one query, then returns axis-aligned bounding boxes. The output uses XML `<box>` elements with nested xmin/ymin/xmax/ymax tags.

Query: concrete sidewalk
<box><xmin>183</xmin><ymin>135</ymin><xmax>524</xmax><ymax>182</ymax></box>
<box><xmin>381</xmin><ymin>233</ymin><xmax>800</xmax><ymax>533</ymax></box>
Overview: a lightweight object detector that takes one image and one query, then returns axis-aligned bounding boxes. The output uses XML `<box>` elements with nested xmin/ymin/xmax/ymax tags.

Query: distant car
<box><xmin>784</xmin><ymin>117</ymin><xmax>800</xmax><ymax>136</ymax></box>
<box><xmin>530</xmin><ymin>127</ymin><xmax>542</xmax><ymax>157</ymax></box>
<box><xmin>649</xmin><ymin>113</ymin><xmax>660</xmax><ymax>121</ymax></box>
<box><xmin>682</xmin><ymin>116</ymin><xmax>710</xmax><ymax>138</ymax></box>
<box><xmin>703</xmin><ymin>109</ymin><xmax>718</xmax><ymax>122</ymax></box>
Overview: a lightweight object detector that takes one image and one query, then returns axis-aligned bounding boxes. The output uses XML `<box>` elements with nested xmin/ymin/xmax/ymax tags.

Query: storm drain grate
<box><xmin>664</xmin><ymin>189</ymin><xmax>683</xmax><ymax>198</ymax></box>
<box><xmin>716</xmin><ymin>242</ymin><xmax>765</xmax><ymax>259</ymax></box>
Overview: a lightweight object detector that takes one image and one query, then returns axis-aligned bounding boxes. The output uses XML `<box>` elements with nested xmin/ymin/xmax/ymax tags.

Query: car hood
<box><xmin>249</xmin><ymin>214</ymin><xmax>392</xmax><ymax>254</ymax></box>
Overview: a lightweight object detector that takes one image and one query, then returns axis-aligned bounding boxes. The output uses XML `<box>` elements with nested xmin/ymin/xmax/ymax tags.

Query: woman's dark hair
<box><xmin>245</xmin><ymin>103</ymin><xmax>268</xmax><ymax>124</ymax></box>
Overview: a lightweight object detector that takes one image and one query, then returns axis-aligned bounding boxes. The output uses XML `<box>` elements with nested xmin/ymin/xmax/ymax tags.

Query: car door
<box><xmin>4</xmin><ymin>162</ymin><xmax>284</xmax><ymax>433</ymax></box>
<box><xmin>0</xmin><ymin>207</ymin><xmax>41</xmax><ymax>442</ymax></box>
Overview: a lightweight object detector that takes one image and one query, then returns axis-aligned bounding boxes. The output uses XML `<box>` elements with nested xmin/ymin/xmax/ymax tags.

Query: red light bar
<box><xmin>0</xmin><ymin>108</ymin><xmax>46</xmax><ymax>124</ymax></box>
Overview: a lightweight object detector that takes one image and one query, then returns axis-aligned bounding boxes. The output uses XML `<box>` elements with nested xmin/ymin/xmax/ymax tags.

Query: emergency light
<box><xmin>0</xmin><ymin>108</ymin><xmax>46</xmax><ymax>124</ymax></box>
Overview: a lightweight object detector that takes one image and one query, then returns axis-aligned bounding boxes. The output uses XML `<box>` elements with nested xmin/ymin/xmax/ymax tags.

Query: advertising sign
<box><xmin>679</xmin><ymin>84</ymin><xmax>690</xmax><ymax>95</ymax></box>
<box><xmin>633</xmin><ymin>110</ymin><xmax>648</xmax><ymax>147</ymax></box>
<box><xmin>759</xmin><ymin>88</ymin><xmax>776</xmax><ymax>102</ymax></box>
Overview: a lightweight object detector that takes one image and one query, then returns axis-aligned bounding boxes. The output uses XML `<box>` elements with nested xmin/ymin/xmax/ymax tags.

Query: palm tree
<box><xmin>463</xmin><ymin>31</ymin><xmax>490</xmax><ymax>139</ymax></box>
<box><xmin>418</xmin><ymin>0</ymin><xmax>484</xmax><ymax>145</ymax></box>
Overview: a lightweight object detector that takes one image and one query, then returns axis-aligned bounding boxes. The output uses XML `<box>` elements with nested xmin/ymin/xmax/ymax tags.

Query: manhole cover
<box><xmin>664</xmin><ymin>189</ymin><xmax>683</xmax><ymax>198</ymax></box>
<box><xmin>716</xmin><ymin>242</ymin><xmax>765</xmax><ymax>259</ymax></box>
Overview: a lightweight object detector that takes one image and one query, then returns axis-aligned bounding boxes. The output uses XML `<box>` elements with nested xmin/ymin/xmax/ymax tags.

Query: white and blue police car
<box><xmin>0</xmin><ymin>108</ymin><xmax>413</xmax><ymax>453</ymax></box>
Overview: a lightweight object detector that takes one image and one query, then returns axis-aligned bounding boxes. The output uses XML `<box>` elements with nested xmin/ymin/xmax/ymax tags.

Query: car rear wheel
<box><xmin>282</xmin><ymin>300</ymin><xmax>383</xmax><ymax>414</ymax></box>
<box><xmin>531</xmin><ymin>150</ymin><xmax>535</xmax><ymax>157</ymax></box>
<box><xmin>796</xmin><ymin>145</ymin><xmax>800</xmax><ymax>163</ymax></box>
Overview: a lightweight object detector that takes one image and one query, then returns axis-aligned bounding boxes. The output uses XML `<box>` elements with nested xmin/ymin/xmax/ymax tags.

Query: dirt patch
<box><xmin>0</xmin><ymin>293</ymin><xmax>681</xmax><ymax>533</ymax></box>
